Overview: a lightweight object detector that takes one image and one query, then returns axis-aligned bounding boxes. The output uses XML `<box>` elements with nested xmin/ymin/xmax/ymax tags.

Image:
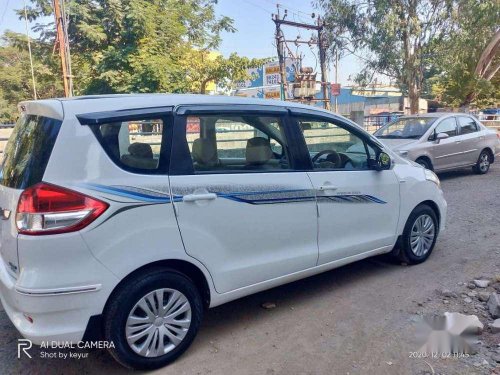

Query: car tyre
<box><xmin>396</xmin><ymin>204</ymin><xmax>438</xmax><ymax>265</ymax></box>
<box><xmin>103</xmin><ymin>269</ymin><xmax>203</xmax><ymax>370</ymax></box>
<box><xmin>473</xmin><ymin>150</ymin><xmax>491</xmax><ymax>174</ymax></box>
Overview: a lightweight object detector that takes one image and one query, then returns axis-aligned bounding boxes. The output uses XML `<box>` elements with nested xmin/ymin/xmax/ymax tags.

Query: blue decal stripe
<box><xmin>82</xmin><ymin>184</ymin><xmax>171</xmax><ymax>203</ymax></box>
<box><xmin>81</xmin><ymin>184</ymin><xmax>386</xmax><ymax>205</ymax></box>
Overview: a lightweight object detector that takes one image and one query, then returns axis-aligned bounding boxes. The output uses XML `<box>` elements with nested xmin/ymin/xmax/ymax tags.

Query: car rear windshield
<box><xmin>0</xmin><ymin>114</ymin><xmax>62</xmax><ymax>189</ymax></box>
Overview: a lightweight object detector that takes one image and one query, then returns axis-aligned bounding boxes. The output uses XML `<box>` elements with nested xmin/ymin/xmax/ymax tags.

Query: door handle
<box><xmin>318</xmin><ymin>185</ymin><xmax>338</xmax><ymax>191</ymax></box>
<box><xmin>182</xmin><ymin>193</ymin><xmax>217</xmax><ymax>202</ymax></box>
<box><xmin>455</xmin><ymin>140</ymin><xmax>461</xmax><ymax>144</ymax></box>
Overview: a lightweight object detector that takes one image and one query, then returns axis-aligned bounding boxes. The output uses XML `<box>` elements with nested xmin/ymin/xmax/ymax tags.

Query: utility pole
<box><xmin>272</xmin><ymin>8</ymin><xmax>331</xmax><ymax>110</ymax></box>
<box><xmin>317</xmin><ymin>16</ymin><xmax>330</xmax><ymax>110</ymax></box>
<box><xmin>23</xmin><ymin>0</ymin><xmax>37</xmax><ymax>100</ymax></box>
<box><xmin>53</xmin><ymin>0</ymin><xmax>72</xmax><ymax>97</ymax></box>
<box><xmin>273</xmin><ymin>7</ymin><xmax>288</xmax><ymax>100</ymax></box>
<box><xmin>334</xmin><ymin>49</ymin><xmax>338</xmax><ymax>113</ymax></box>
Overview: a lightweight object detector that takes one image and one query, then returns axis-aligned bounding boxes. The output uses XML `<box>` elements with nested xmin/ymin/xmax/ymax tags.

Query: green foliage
<box><xmin>184</xmin><ymin>51</ymin><xmax>270</xmax><ymax>93</ymax></box>
<box><xmin>319</xmin><ymin>0</ymin><xmax>499</xmax><ymax>110</ymax></box>
<box><xmin>429</xmin><ymin>0</ymin><xmax>500</xmax><ymax>108</ymax></box>
<box><xmin>0</xmin><ymin>31</ymin><xmax>63</xmax><ymax>123</ymax></box>
<box><xmin>319</xmin><ymin>0</ymin><xmax>454</xmax><ymax>112</ymax></box>
<box><xmin>1</xmin><ymin>0</ymin><xmax>266</xmax><ymax>122</ymax></box>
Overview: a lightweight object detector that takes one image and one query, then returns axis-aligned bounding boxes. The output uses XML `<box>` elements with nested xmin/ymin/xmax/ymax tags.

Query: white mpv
<box><xmin>0</xmin><ymin>94</ymin><xmax>446</xmax><ymax>370</ymax></box>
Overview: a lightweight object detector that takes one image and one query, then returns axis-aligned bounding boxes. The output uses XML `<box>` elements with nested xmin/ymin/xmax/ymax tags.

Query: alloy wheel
<box><xmin>410</xmin><ymin>214</ymin><xmax>435</xmax><ymax>257</ymax></box>
<box><xmin>479</xmin><ymin>153</ymin><xmax>490</xmax><ymax>173</ymax></box>
<box><xmin>126</xmin><ymin>288</ymin><xmax>192</xmax><ymax>357</ymax></box>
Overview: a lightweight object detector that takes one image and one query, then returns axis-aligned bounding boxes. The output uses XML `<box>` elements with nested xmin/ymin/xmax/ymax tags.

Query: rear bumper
<box><xmin>0</xmin><ymin>234</ymin><xmax>118</xmax><ymax>345</ymax></box>
<box><xmin>0</xmin><ymin>256</ymin><xmax>97</xmax><ymax>344</ymax></box>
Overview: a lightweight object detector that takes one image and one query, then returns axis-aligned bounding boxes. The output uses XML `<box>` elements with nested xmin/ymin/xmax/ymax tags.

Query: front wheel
<box><xmin>473</xmin><ymin>150</ymin><xmax>491</xmax><ymax>174</ymax></box>
<box><xmin>104</xmin><ymin>269</ymin><xmax>203</xmax><ymax>370</ymax></box>
<box><xmin>396</xmin><ymin>204</ymin><xmax>438</xmax><ymax>264</ymax></box>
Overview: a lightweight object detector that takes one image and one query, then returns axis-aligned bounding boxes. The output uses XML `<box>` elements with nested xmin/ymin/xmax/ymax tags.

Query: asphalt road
<box><xmin>1</xmin><ymin>164</ymin><xmax>499</xmax><ymax>375</ymax></box>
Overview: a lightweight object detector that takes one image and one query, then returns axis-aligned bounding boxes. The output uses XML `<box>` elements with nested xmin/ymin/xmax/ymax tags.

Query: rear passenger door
<box><xmin>169</xmin><ymin>106</ymin><xmax>318</xmax><ymax>294</ymax></box>
<box><xmin>456</xmin><ymin>115</ymin><xmax>481</xmax><ymax>165</ymax></box>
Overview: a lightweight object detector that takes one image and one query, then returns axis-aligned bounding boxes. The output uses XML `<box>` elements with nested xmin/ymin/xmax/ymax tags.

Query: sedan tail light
<box><xmin>16</xmin><ymin>183</ymin><xmax>108</xmax><ymax>235</ymax></box>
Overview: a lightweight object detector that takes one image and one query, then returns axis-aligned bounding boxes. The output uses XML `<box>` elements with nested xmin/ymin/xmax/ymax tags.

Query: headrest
<box><xmin>246</xmin><ymin>137</ymin><xmax>273</xmax><ymax>165</ymax></box>
<box><xmin>128</xmin><ymin>142</ymin><xmax>153</xmax><ymax>159</ymax></box>
<box><xmin>192</xmin><ymin>138</ymin><xmax>219</xmax><ymax>166</ymax></box>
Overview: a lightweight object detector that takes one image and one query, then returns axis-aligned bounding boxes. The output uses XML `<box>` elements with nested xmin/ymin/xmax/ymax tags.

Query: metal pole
<box><xmin>23</xmin><ymin>0</ymin><xmax>37</xmax><ymax>100</ymax></box>
<box><xmin>318</xmin><ymin>17</ymin><xmax>330</xmax><ymax>110</ymax></box>
<box><xmin>274</xmin><ymin>9</ymin><xmax>288</xmax><ymax>100</ymax></box>
<box><xmin>335</xmin><ymin>49</ymin><xmax>338</xmax><ymax>113</ymax></box>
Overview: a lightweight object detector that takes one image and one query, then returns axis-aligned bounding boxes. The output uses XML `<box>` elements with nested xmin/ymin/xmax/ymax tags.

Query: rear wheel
<box><xmin>396</xmin><ymin>204</ymin><xmax>438</xmax><ymax>265</ymax></box>
<box><xmin>104</xmin><ymin>269</ymin><xmax>203</xmax><ymax>370</ymax></box>
<box><xmin>473</xmin><ymin>150</ymin><xmax>491</xmax><ymax>174</ymax></box>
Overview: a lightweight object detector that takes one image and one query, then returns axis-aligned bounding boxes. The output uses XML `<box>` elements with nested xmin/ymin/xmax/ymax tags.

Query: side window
<box><xmin>185</xmin><ymin>114</ymin><xmax>291</xmax><ymax>173</ymax></box>
<box><xmin>92</xmin><ymin>118</ymin><xmax>164</xmax><ymax>172</ymax></box>
<box><xmin>457</xmin><ymin>116</ymin><xmax>478</xmax><ymax>134</ymax></box>
<box><xmin>297</xmin><ymin>117</ymin><xmax>373</xmax><ymax>170</ymax></box>
<box><xmin>434</xmin><ymin>118</ymin><xmax>458</xmax><ymax>137</ymax></box>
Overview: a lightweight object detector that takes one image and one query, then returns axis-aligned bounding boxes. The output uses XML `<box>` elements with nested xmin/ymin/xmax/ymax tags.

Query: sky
<box><xmin>0</xmin><ymin>0</ymin><xmax>364</xmax><ymax>85</ymax></box>
<box><xmin>214</xmin><ymin>0</ymin><xmax>363</xmax><ymax>85</ymax></box>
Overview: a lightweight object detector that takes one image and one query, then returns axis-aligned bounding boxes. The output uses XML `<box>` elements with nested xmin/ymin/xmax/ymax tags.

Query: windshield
<box><xmin>374</xmin><ymin>117</ymin><xmax>437</xmax><ymax>139</ymax></box>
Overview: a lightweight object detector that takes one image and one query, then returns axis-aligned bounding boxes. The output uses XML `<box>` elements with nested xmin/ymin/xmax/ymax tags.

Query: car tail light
<box><xmin>16</xmin><ymin>183</ymin><xmax>108</xmax><ymax>235</ymax></box>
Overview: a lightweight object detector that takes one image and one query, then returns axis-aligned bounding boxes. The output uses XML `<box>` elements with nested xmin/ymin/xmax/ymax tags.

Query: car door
<box><xmin>428</xmin><ymin>117</ymin><xmax>463</xmax><ymax>171</ymax></box>
<box><xmin>456</xmin><ymin>115</ymin><xmax>481</xmax><ymax>165</ymax></box>
<box><xmin>169</xmin><ymin>106</ymin><xmax>318</xmax><ymax>294</ymax></box>
<box><xmin>290</xmin><ymin>112</ymin><xmax>400</xmax><ymax>264</ymax></box>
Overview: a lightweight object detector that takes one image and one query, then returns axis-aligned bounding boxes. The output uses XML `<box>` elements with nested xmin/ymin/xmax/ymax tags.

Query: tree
<box><xmin>183</xmin><ymin>51</ymin><xmax>270</xmax><ymax>94</ymax></box>
<box><xmin>15</xmin><ymin>0</ymin><xmax>268</xmax><ymax>98</ymax></box>
<box><xmin>429</xmin><ymin>0</ymin><xmax>499</xmax><ymax>108</ymax></box>
<box><xmin>319</xmin><ymin>0</ymin><xmax>454</xmax><ymax>113</ymax></box>
<box><xmin>0</xmin><ymin>31</ymin><xmax>62</xmax><ymax>122</ymax></box>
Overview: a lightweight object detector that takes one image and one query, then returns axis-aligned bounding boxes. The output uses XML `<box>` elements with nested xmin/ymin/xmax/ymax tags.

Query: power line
<box><xmin>241</xmin><ymin>0</ymin><xmax>273</xmax><ymax>15</ymax></box>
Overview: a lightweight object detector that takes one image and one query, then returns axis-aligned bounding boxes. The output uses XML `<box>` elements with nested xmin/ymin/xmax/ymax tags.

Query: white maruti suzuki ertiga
<box><xmin>0</xmin><ymin>94</ymin><xmax>446</xmax><ymax>370</ymax></box>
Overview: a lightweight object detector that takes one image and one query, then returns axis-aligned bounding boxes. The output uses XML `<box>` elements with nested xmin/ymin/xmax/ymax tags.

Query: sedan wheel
<box><xmin>475</xmin><ymin>151</ymin><xmax>490</xmax><ymax>174</ymax></box>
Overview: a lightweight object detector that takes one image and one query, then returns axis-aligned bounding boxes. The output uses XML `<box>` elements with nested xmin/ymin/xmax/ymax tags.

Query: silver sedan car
<box><xmin>374</xmin><ymin>113</ymin><xmax>500</xmax><ymax>174</ymax></box>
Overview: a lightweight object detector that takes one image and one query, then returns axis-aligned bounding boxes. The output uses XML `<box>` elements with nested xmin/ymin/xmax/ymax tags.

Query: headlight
<box><xmin>424</xmin><ymin>169</ymin><xmax>441</xmax><ymax>188</ymax></box>
<box><xmin>398</xmin><ymin>150</ymin><xmax>408</xmax><ymax>157</ymax></box>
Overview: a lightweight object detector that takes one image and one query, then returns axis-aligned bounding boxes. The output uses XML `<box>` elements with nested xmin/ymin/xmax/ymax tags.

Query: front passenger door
<box><xmin>428</xmin><ymin>117</ymin><xmax>462</xmax><ymax>170</ymax></box>
<box><xmin>293</xmin><ymin>115</ymin><xmax>400</xmax><ymax>264</ymax></box>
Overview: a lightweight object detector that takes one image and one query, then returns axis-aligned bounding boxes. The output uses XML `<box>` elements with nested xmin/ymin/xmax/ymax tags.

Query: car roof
<box><xmin>19</xmin><ymin>93</ymin><xmax>335</xmax><ymax>121</ymax></box>
<box><xmin>398</xmin><ymin>112</ymin><xmax>471</xmax><ymax>119</ymax></box>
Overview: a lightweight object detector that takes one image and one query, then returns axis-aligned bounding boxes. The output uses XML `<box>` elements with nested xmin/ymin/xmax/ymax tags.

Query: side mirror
<box><xmin>370</xmin><ymin>152</ymin><xmax>391</xmax><ymax>171</ymax></box>
<box><xmin>435</xmin><ymin>132</ymin><xmax>449</xmax><ymax>143</ymax></box>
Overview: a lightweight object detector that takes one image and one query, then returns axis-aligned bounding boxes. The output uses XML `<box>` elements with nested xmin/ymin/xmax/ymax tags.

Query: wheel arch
<box><xmin>106</xmin><ymin>259</ymin><xmax>212</xmax><ymax>311</ymax></box>
<box><xmin>398</xmin><ymin>199</ymin><xmax>441</xmax><ymax>237</ymax></box>
<box><xmin>415</xmin><ymin>155</ymin><xmax>433</xmax><ymax>170</ymax></box>
<box><xmin>83</xmin><ymin>259</ymin><xmax>212</xmax><ymax>343</ymax></box>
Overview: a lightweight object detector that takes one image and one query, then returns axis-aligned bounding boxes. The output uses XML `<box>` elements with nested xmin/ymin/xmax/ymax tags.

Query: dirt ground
<box><xmin>1</xmin><ymin>164</ymin><xmax>499</xmax><ymax>375</ymax></box>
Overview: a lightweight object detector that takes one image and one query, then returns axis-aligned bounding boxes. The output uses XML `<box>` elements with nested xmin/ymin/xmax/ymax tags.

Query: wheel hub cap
<box><xmin>480</xmin><ymin>154</ymin><xmax>489</xmax><ymax>171</ymax></box>
<box><xmin>126</xmin><ymin>288</ymin><xmax>192</xmax><ymax>358</ymax></box>
<box><xmin>410</xmin><ymin>214</ymin><xmax>435</xmax><ymax>257</ymax></box>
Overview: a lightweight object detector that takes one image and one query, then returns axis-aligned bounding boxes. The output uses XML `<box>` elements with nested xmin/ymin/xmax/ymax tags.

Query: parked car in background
<box><xmin>374</xmin><ymin>113</ymin><xmax>500</xmax><ymax>174</ymax></box>
<box><xmin>0</xmin><ymin>94</ymin><xmax>446</xmax><ymax>370</ymax></box>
